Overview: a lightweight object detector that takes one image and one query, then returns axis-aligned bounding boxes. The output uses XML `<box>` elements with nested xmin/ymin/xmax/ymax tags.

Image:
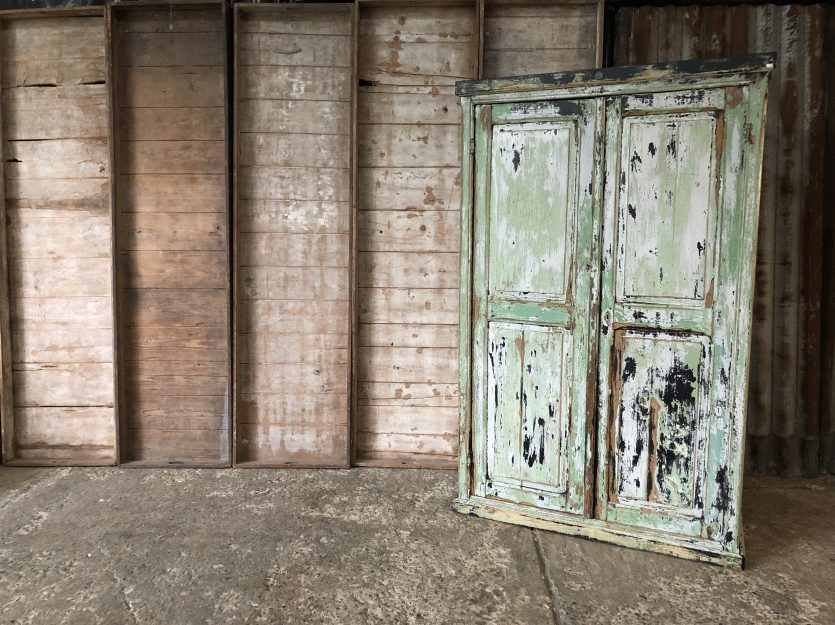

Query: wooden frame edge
<box><xmin>0</xmin><ymin>21</ymin><xmax>12</xmax><ymax>464</ymax></box>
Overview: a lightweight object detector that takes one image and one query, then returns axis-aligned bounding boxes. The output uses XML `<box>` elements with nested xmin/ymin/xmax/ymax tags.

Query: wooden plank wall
<box><xmin>234</xmin><ymin>4</ymin><xmax>354</xmax><ymax>467</ymax></box>
<box><xmin>354</xmin><ymin>1</ymin><xmax>472</xmax><ymax>468</ymax></box>
<box><xmin>0</xmin><ymin>13</ymin><xmax>116</xmax><ymax>465</ymax></box>
<box><xmin>112</xmin><ymin>3</ymin><xmax>230</xmax><ymax>466</ymax></box>
<box><xmin>482</xmin><ymin>0</ymin><xmax>602</xmax><ymax>77</ymax></box>
<box><xmin>613</xmin><ymin>4</ymin><xmax>828</xmax><ymax>476</ymax></box>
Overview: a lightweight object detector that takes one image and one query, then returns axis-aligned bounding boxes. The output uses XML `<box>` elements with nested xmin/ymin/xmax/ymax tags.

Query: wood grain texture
<box><xmin>234</xmin><ymin>4</ymin><xmax>354</xmax><ymax>467</ymax></box>
<box><xmin>1</xmin><ymin>14</ymin><xmax>116</xmax><ymax>464</ymax></box>
<box><xmin>482</xmin><ymin>1</ymin><xmax>599</xmax><ymax>78</ymax></box>
<box><xmin>112</xmin><ymin>4</ymin><xmax>229</xmax><ymax>465</ymax></box>
<box><xmin>355</xmin><ymin>4</ymin><xmax>477</xmax><ymax>468</ymax></box>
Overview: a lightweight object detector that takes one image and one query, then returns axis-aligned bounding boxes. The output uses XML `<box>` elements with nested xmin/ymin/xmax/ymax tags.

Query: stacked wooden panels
<box><xmin>233</xmin><ymin>4</ymin><xmax>354</xmax><ymax>467</ymax></box>
<box><xmin>482</xmin><ymin>0</ymin><xmax>602</xmax><ymax>78</ymax></box>
<box><xmin>0</xmin><ymin>12</ymin><xmax>116</xmax><ymax>465</ymax></box>
<box><xmin>354</xmin><ymin>2</ymin><xmax>478</xmax><ymax>468</ymax></box>
<box><xmin>112</xmin><ymin>3</ymin><xmax>230</xmax><ymax>466</ymax></box>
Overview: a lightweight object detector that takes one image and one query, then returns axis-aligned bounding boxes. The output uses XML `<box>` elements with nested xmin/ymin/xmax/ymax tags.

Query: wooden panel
<box><xmin>113</xmin><ymin>4</ymin><xmax>229</xmax><ymax>465</ymax></box>
<box><xmin>234</xmin><ymin>5</ymin><xmax>353</xmax><ymax>467</ymax></box>
<box><xmin>612</xmin><ymin>5</ymin><xmax>828</xmax><ymax>476</ymax></box>
<box><xmin>354</xmin><ymin>3</ymin><xmax>475</xmax><ymax>468</ymax></box>
<box><xmin>482</xmin><ymin>1</ymin><xmax>599</xmax><ymax>78</ymax></box>
<box><xmin>1</xmin><ymin>14</ymin><xmax>116</xmax><ymax>464</ymax></box>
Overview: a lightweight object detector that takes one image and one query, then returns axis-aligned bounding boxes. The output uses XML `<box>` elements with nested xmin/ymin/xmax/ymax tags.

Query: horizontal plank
<box><xmin>238</xmin><ymin>300</ymin><xmax>349</xmax><ymax>334</ymax></box>
<box><xmin>237</xmin><ymin>363</ymin><xmax>348</xmax><ymax>395</ymax></box>
<box><xmin>358</xmin><ymin>322</ymin><xmax>458</xmax><ymax>348</ymax></box>
<box><xmin>238</xmin><ymin>266</ymin><xmax>349</xmax><ymax>301</ymax></box>
<box><xmin>122</xmin><ymin>408</ymin><xmax>225</xmax><ymax>433</ymax></box>
<box><xmin>359</xmin><ymin>7</ymin><xmax>475</xmax><ymax>42</ymax></box>
<box><xmin>353</xmin><ymin>450</ymin><xmax>455</xmax><ymax>469</ymax></box>
<box><xmin>237</xmin><ymin>393</ymin><xmax>348</xmax><ymax>425</ymax></box>
<box><xmin>11</xmin><ymin>296</ymin><xmax>112</xmax><ymax>328</ymax></box>
<box><xmin>119</xmin><ymin>107</ymin><xmax>225</xmax><ymax>141</ymax></box>
<box><xmin>121</xmin><ymin>371</ymin><xmax>227</xmax><ymax>398</ymax></box>
<box><xmin>120</xmin><ymin>212</ymin><xmax>226</xmax><ymax>251</ymax></box>
<box><xmin>358</xmin><ymin>167</ymin><xmax>461</xmax><ymax>211</ymax></box>
<box><xmin>119</xmin><ymin>140</ymin><xmax>225</xmax><ymax>175</ymax></box>
<box><xmin>358</xmin><ymin>210</ymin><xmax>459</xmax><ymax>252</ymax></box>
<box><xmin>484</xmin><ymin>5</ymin><xmax>598</xmax><ymax>51</ymax></box>
<box><xmin>358</xmin><ymin>288</ymin><xmax>458</xmax><ymax>324</ymax></box>
<box><xmin>9</xmin><ymin>257</ymin><xmax>111</xmax><ymax>298</ymax></box>
<box><xmin>121</xmin><ymin>428</ymin><xmax>228</xmax><ymax>465</ymax></box>
<box><xmin>240</xmin><ymin>65</ymin><xmax>350</xmax><ymax>101</ymax></box>
<box><xmin>236</xmin><ymin>422</ymin><xmax>348</xmax><ymax>466</ymax></box>
<box><xmin>13</xmin><ymin>406</ymin><xmax>115</xmax><ymax>450</ymax></box>
<box><xmin>117</xmin><ymin>31</ymin><xmax>224</xmax><ymax>67</ymax></box>
<box><xmin>7</xmin><ymin>214</ymin><xmax>111</xmax><ymax>259</ymax></box>
<box><xmin>123</xmin><ymin>326</ymin><xmax>228</xmax><ymax>362</ymax></box>
<box><xmin>122</xmin><ymin>288</ymin><xmax>228</xmax><ymax>328</ymax></box>
<box><xmin>483</xmin><ymin>48</ymin><xmax>597</xmax><ymax>78</ymax></box>
<box><xmin>4</xmin><ymin>138</ymin><xmax>108</xmax><ymax>180</ymax></box>
<box><xmin>123</xmin><ymin>358</ymin><xmax>227</xmax><ymax>378</ymax></box>
<box><xmin>4</xmin><ymin>102</ymin><xmax>107</xmax><ymax>141</ymax></box>
<box><xmin>238</xmin><ymin>99</ymin><xmax>349</xmax><ymax>135</ymax></box>
<box><xmin>237</xmin><ymin>32</ymin><xmax>351</xmax><ymax>67</ymax></box>
<box><xmin>355</xmin><ymin>431</ymin><xmax>456</xmax><ymax>456</ymax></box>
<box><xmin>356</xmin><ymin>405</ymin><xmax>458</xmax><ymax>436</ymax></box>
<box><xmin>358</xmin><ymin>382</ymin><xmax>458</xmax><ymax>408</ymax></box>
<box><xmin>238</xmin><ymin>132</ymin><xmax>349</xmax><ymax>169</ymax></box>
<box><xmin>238</xmin><ymin>232</ymin><xmax>348</xmax><ymax>268</ymax></box>
<box><xmin>13</xmin><ymin>362</ymin><xmax>114</xmax><ymax>406</ymax></box>
<box><xmin>6</xmin><ymin>177</ymin><xmax>108</xmax><ymax>213</ymax></box>
<box><xmin>237</xmin><ymin>200</ymin><xmax>349</xmax><ymax>234</ymax></box>
<box><xmin>121</xmin><ymin>394</ymin><xmax>226</xmax><ymax>422</ymax></box>
<box><xmin>118</xmin><ymin>65</ymin><xmax>224</xmax><ymax>108</ymax></box>
<box><xmin>359</xmin><ymin>123</ymin><xmax>460</xmax><ymax>168</ymax></box>
<box><xmin>357</xmin><ymin>251</ymin><xmax>459</xmax><ymax>289</ymax></box>
<box><xmin>239</xmin><ymin>167</ymin><xmax>349</xmax><ymax>202</ymax></box>
<box><xmin>3</xmin><ymin>83</ymin><xmax>105</xmax><ymax>109</ymax></box>
<box><xmin>13</xmin><ymin>327</ymin><xmax>113</xmax><ymax>364</ymax></box>
<box><xmin>358</xmin><ymin>86</ymin><xmax>459</xmax><ymax>125</ymax></box>
<box><xmin>358</xmin><ymin>42</ymin><xmax>475</xmax><ymax>83</ymax></box>
<box><xmin>116</xmin><ymin>7</ymin><xmax>224</xmax><ymax>34</ymax></box>
<box><xmin>123</xmin><ymin>250</ymin><xmax>227</xmax><ymax>289</ymax></box>
<box><xmin>238</xmin><ymin>10</ymin><xmax>352</xmax><ymax>36</ymax></box>
<box><xmin>358</xmin><ymin>346</ymin><xmax>457</xmax><ymax>382</ymax></box>
<box><xmin>238</xmin><ymin>332</ymin><xmax>347</xmax><ymax>365</ymax></box>
<box><xmin>1</xmin><ymin>17</ymin><xmax>105</xmax><ymax>61</ymax></box>
<box><xmin>3</xmin><ymin>59</ymin><xmax>105</xmax><ymax>89</ymax></box>
<box><xmin>117</xmin><ymin>173</ymin><xmax>225</xmax><ymax>213</ymax></box>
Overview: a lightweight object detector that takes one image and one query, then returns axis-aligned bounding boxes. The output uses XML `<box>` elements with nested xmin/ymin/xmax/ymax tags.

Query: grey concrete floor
<box><xmin>0</xmin><ymin>468</ymin><xmax>832</xmax><ymax>625</ymax></box>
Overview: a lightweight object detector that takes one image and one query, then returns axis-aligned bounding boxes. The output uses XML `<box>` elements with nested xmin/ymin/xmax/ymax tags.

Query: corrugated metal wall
<box><xmin>612</xmin><ymin>3</ymin><xmax>833</xmax><ymax>476</ymax></box>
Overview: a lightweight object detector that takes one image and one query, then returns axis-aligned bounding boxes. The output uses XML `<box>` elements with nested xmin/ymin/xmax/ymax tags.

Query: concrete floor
<box><xmin>0</xmin><ymin>468</ymin><xmax>832</xmax><ymax>625</ymax></box>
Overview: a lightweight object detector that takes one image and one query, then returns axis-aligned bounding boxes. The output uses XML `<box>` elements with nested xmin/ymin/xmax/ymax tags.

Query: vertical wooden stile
<box><xmin>0</xmin><ymin>34</ymin><xmax>11</xmax><ymax>463</ymax></box>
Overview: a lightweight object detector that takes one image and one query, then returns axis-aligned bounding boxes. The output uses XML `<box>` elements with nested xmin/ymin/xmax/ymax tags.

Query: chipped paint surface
<box><xmin>457</xmin><ymin>57</ymin><xmax>771</xmax><ymax>566</ymax></box>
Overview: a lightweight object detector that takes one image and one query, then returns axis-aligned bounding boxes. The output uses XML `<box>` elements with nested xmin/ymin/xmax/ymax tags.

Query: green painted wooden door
<box><xmin>595</xmin><ymin>85</ymin><xmax>764</xmax><ymax>551</ymax></box>
<box><xmin>470</xmin><ymin>100</ymin><xmax>600</xmax><ymax>514</ymax></box>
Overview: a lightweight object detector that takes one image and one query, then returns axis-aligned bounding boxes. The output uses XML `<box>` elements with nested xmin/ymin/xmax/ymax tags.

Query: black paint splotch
<box><xmin>630</xmin><ymin>151</ymin><xmax>643</xmax><ymax>172</ymax></box>
<box><xmin>512</xmin><ymin>148</ymin><xmax>522</xmax><ymax>172</ymax></box>
<box><xmin>628</xmin><ymin>203</ymin><xmax>637</xmax><ymax>219</ymax></box>
<box><xmin>648</xmin><ymin>142</ymin><xmax>657</xmax><ymax>157</ymax></box>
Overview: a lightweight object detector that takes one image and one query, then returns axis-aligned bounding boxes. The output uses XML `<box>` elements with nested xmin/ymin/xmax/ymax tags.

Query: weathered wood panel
<box><xmin>234</xmin><ymin>4</ymin><xmax>353</xmax><ymax>467</ymax></box>
<box><xmin>355</xmin><ymin>3</ymin><xmax>477</xmax><ymax>467</ymax></box>
<box><xmin>1</xmin><ymin>14</ymin><xmax>116</xmax><ymax>464</ymax></box>
<box><xmin>613</xmin><ymin>4</ymin><xmax>828</xmax><ymax>476</ymax></box>
<box><xmin>482</xmin><ymin>0</ymin><xmax>601</xmax><ymax>78</ymax></box>
<box><xmin>113</xmin><ymin>4</ymin><xmax>229</xmax><ymax>466</ymax></box>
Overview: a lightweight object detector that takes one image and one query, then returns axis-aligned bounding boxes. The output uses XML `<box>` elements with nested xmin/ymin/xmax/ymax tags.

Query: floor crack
<box><xmin>532</xmin><ymin>528</ymin><xmax>561</xmax><ymax>625</ymax></box>
<box><xmin>113</xmin><ymin>572</ymin><xmax>139</xmax><ymax>625</ymax></box>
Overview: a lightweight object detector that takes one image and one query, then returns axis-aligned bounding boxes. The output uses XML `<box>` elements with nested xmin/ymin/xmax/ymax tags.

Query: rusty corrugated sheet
<box><xmin>612</xmin><ymin>4</ymin><xmax>830</xmax><ymax>476</ymax></box>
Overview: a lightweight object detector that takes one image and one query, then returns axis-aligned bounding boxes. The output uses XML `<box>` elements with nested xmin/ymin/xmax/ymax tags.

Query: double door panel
<box><xmin>471</xmin><ymin>86</ymin><xmax>752</xmax><ymax>547</ymax></box>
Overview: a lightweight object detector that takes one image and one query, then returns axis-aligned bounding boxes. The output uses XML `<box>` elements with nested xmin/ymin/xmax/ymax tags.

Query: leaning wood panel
<box><xmin>111</xmin><ymin>3</ymin><xmax>230</xmax><ymax>466</ymax></box>
<box><xmin>233</xmin><ymin>4</ymin><xmax>354</xmax><ymax>467</ymax></box>
<box><xmin>355</xmin><ymin>2</ymin><xmax>478</xmax><ymax>468</ymax></box>
<box><xmin>482</xmin><ymin>0</ymin><xmax>602</xmax><ymax>78</ymax></box>
<box><xmin>0</xmin><ymin>12</ymin><xmax>116</xmax><ymax>465</ymax></box>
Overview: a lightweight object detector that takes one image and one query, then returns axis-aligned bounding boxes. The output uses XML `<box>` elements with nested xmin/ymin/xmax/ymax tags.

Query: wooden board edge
<box><xmin>5</xmin><ymin>457</ymin><xmax>116</xmax><ymax>468</ymax></box>
<box><xmin>231</xmin><ymin>0</ymin><xmax>240</xmax><ymax>468</ymax></box>
<box><xmin>354</xmin><ymin>453</ymin><xmax>456</xmax><ymax>470</ymax></box>
<box><xmin>350</xmin><ymin>0</ymin><xmax>360</xmax><ymax>467</ymax></box>
<box><xmin>454</xmin><ymin>497</ymin><xmax>744</xmax><ymax>569</ymax></box>
<box><xmin>0</xmin><ymin>33</ymin><xmax>13</xmax><ymax>464</ymax></box>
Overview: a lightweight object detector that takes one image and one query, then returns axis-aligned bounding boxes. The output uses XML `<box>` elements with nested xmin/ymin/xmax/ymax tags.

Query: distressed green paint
<box><xmin>456</xmin><ymin>55</ymin><xmax>772</xmax><ymax>567</ymax></box>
